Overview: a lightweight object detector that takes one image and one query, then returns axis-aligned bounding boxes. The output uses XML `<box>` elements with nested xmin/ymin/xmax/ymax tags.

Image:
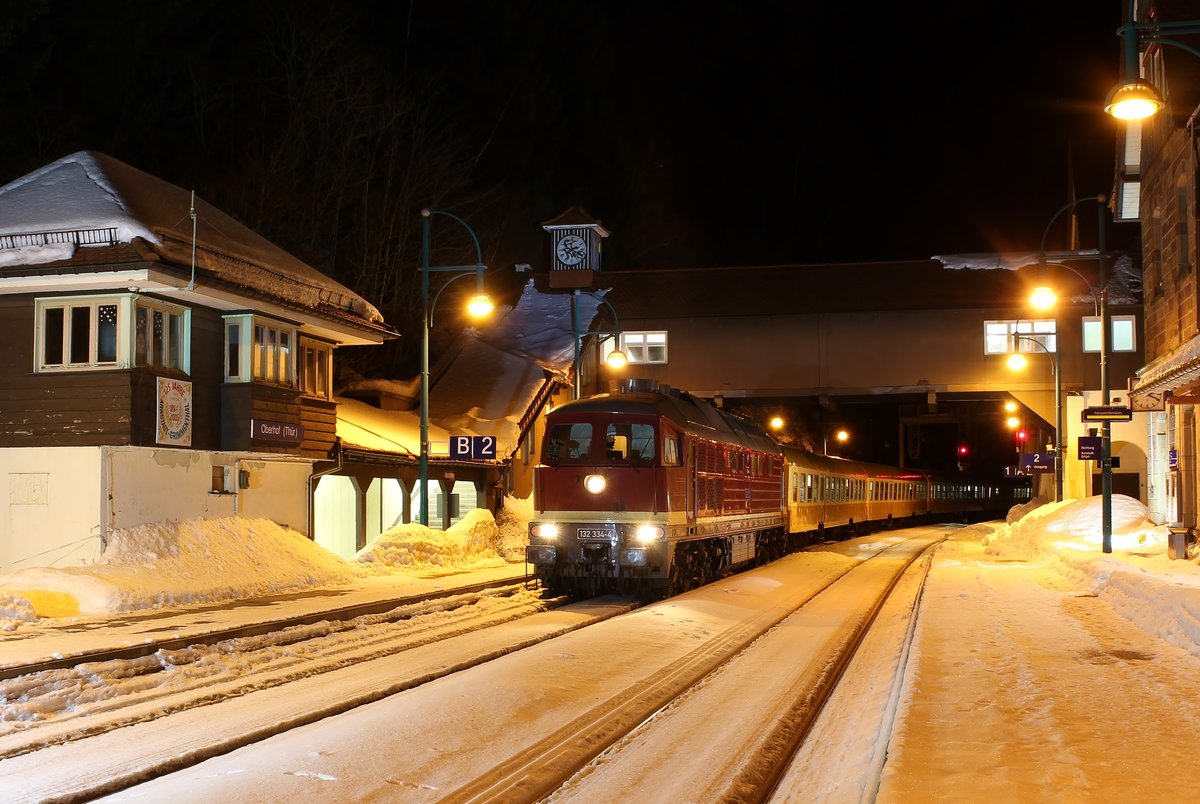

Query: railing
<box><xmin>0</xmin><ymin>227</ymin><xmax>119</xmax><ymax>249</ymax></box>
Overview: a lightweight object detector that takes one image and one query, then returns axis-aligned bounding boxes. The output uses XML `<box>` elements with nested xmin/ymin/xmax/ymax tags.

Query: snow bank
<box><xmin>978</xmin><ymin>495</ymin><xmax>1200</xmax><ymax>657</ymax></box>
<box><xmin>0</xmin><ymin>518</ymin><xmax>365</xmax><ymax>618</ymax></box>
<box><xmin>0</xmin><ymin>499</ymin><xmax>534</xmax><ymax>624</ymax></box>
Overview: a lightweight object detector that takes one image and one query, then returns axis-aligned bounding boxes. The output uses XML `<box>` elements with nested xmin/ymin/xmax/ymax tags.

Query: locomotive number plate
<box><xmin>577</xmin><ymin>528</ymin><xmax>617</xmax><ymax>541</ymax></box>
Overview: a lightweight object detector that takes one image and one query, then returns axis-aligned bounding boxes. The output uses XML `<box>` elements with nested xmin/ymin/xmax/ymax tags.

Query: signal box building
<box><xmin>0</xmin><ymin>152</ymin><xmax>396</xmax><ymax>571</ymax></box>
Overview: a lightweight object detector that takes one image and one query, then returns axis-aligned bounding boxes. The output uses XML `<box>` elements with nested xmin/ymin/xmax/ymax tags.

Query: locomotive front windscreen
<box><xmin>546</xmin><ymin>420</ymin><xmax>656</xmax><ymax>465</ymax></box>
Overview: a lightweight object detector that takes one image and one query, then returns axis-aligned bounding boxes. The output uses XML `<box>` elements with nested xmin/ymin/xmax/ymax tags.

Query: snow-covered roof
<box><xmin>0</xmin><ymin>151</ymin><xmax>388</xmax><ymax>333</ymax></box>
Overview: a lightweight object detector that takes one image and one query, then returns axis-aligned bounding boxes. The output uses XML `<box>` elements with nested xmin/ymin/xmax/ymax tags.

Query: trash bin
<box><xmin>1168</xmin><ymin>527</ymin><xmax>1191</xmax><ymax>560</ymax></box>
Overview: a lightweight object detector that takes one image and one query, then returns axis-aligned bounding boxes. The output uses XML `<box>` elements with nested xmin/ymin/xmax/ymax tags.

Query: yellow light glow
<box><xmin>1005</xmin><ymin>401</ymin><xmax>1017</xmax><ymax>412</ymax></box>
<box><xmin>1104</xmin><ymin>79</ymin><xmax>1164</xmax><ymax>121</ymax></box>
<box><xmin>584</xmin><ymin>474</ymin><xmax>607</xmax><ymax>494</ymax></box>
<box><xmin>1008</xmin><ymin>353</ymin><xmax>1028</xmax><ymax>371</ymax></box>
<box><xmin>1006</xmin><ymin>416</ymin><xmax>1020</xmax><ymax>429</ymax></box>
<box><xmin>1029</xmin><ymin>286</ymin><xmax>1057</xmax><ymax>310</ymax></box>
<box><xmin>769</xmin><ymin>416</ymin><xmax>784</xmax><ymax>430</ymax></box>
<box><xmin>467</xmin><ymin>294</ymin><xmax>494</xmax><ymax>318</ymax></box>
<box><xmin>835</xmin><ymin>429</ymin><xmax>849</xmax><ymax>443</ymax></box>
<box><xmin>606</xmin><ymin>348</ymin><xmax>628</xmax><ymax>370</ymax></box>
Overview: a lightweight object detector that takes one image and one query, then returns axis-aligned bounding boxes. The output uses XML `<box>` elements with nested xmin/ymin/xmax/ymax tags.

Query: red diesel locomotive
<box><xmin>526</xmin><ymin>381</ymin><xmax>1012</xmax><ymax>599</ymax></box>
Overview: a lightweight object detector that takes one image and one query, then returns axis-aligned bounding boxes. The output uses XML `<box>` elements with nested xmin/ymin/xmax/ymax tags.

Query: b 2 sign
<box><xmin>449</xmin><ymin>435</ymin><xmax>497</xmax><ymax>460</ymax></box>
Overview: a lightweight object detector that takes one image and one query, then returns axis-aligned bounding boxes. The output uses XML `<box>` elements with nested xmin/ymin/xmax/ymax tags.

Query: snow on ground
<box><xmin>0</xmin><ymin>496</ymin><xmax>532</xmax><ymax>626</ymax></box>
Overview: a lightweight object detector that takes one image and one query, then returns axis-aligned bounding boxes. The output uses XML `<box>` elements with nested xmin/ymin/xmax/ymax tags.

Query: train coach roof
<box><xmin>780</xmin><ymin>446</ymin><xmax>932</xmax><ymax>481</ymax></box>
<box><xmin>552</xmin><ymin>390</ymin><xmax>781</xmax><ymax>453</ymax></box>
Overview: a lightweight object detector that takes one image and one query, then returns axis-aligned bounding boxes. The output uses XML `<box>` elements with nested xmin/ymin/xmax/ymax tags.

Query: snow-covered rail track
<box><xmin>0</xmin><ymin>586</ymin><xmax>637</xmax><ymax>802</ymax></box>
<box><xmin>91</xmin><ymin>527</ymin><xmax>949</xmax><ymax>804</ymax></box>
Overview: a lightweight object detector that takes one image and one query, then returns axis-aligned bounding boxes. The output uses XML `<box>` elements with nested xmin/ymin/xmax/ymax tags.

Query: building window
<box><xmin>224</xmin><ymin>313</ymin><xmax>296</xmax><ymax>386</ymax></box>
<box><xmin>1082</xmin><ymin>315</ymin><xmax>1137</xmax><ymax>353</ymax></box>
<box><xmin>133</xmin><ymin>299</ymin><xmax>189</xmax><ymax>371</ymax></box>
<box><xmin>984</xmin><ymin>320</ymin><xmax>1056</xmax><ymax>355</ymax></box>
<box><xmin>299</xmin><ymin>338</ymin><xmax>333</xmax><ymax>399</ymax></box>
<box><xmin>35</xmin><ymin>294</ymin><xmax>191</xmax><ymax>373</ymax></box>
<box><xmin>615</xmin><ymin>331</ymin><xmax>668</xmax><ymax>364</ymax></box>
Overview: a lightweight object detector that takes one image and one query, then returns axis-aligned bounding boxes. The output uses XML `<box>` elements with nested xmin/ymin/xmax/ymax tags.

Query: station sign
<box><xmin>1081</xmin><ymin>405</ymin><xmax>1133</xmax><ymax>422</ymax></box>
<box><xmin>1020</xmin><ymin>452</ymin><xmax>1056</xmax><ymax>474</ymax></box>
<box><xmin>449</xmin><ymin>434</ymin><xmax>498</xmax><ymax>460</ymax></box>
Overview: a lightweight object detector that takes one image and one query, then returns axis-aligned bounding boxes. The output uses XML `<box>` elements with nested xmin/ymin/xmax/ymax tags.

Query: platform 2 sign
<box><xmin>1020</xmin><ymin>452</ymin><xmax>1057</xmax><ymax>474</ymax></box>
<box><xmin>449</xmin><ymin>435</ymin><xmax>497</xmax><ymax>460</ymax></box>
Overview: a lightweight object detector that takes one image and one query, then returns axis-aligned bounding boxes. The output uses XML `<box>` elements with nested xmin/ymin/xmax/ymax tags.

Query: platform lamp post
<box><xmin>571</xmin><ymin>289</ymin><xmax>627</xmax><ymax>399</ymax></box>
<box><xmin>1008</xmin><ymin>335</ymin><xmax>1062</xmax><ymax>503</ymax></box>
<box><xmin>418</xmin><ymin>209</ymin><xmax>494</xmax><ymax>527</ymax></box>
<box><xmin>1103</xmin><ymin>4</ymin><xmax>1200</xmax><ymax>121</ymax></box>
<box><xmin>1029</xmin><ymin>195</ymin><xmax>1112</xmax><ymax>551</ymax></box>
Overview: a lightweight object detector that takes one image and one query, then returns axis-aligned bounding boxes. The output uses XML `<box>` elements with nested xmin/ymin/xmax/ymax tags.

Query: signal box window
<box><xmin>547</xmin><ymin>423</ymin><xmax>592</xmax><ymax>462</ymax></box>
<box><xmin>36</xmin><ymin>294</ymin><xmax>190</xmax><ymax>373</ymax></box>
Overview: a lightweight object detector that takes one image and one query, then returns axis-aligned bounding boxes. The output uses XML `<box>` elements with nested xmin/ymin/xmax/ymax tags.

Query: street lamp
<box><xmin>418</xmin><ymin>208</ymin><xmax>494</xmax><ymax>527</ymax></box>
<box><xmin>824</xmin><ymin>428</ymin><xmax>849</xmax><ymax>455</ymax></box>
<box><xmin>1104</xmin><ymin>4</ymin><xmax>1200</xmax><ymax>120</ymax></box>
<box><xmin>1007</xmin><ymin>335</ymin><xmax>1062</xmax><ymax>503</ymax></box>
<box><xmin>1030</xmin><ymin>195</ymin><xmax>1113</xmax><ymax>551</ymax></box>
<box><xmin>571</xmin><ymin>289</ymin><xmax>626</xmax><ymax>399</ymax></box>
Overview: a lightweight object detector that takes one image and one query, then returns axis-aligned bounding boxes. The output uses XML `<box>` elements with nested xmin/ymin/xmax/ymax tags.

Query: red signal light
<box><xmin>958</xmin><ymin>445</ymin><xmax>969</xmax><ymax>456</ymax></box>
<box><xmin>1016</xmin><ymin>430</ymin><xmax>1027</xmax><ymax>441</ymax></box>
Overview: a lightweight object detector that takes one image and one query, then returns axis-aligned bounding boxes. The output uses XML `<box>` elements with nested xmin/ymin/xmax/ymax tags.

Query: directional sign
<box><xmin>1020</xmin><ymin>452</ymin><xmax>1057</xmax><ymax>474</ymax></box>
<box><xmin>449</xmin><ymin>435</ymin><xmax>498</xmax><ymax>460</ymax></box>
<box><xmin>1078</xmin><ymin>436</ymin><xmax>1102</xmax><ymax>461</ymax></box>
<box><xmin>1082</xmin><ymin>405</ymin><xmax>1133</xmax><ymax>422</ymax></box>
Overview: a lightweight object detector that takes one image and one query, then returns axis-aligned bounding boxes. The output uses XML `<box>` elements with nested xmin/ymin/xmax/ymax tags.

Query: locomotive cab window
<box><xmin>605</xmin><ymin>423</ymin><xmax>655</xmax><ymax>462</ymax></box>
<box><xmin>546</xmin><ymin>423</ymin><xmax>593</xmax><ymax>462</ymax></box>
<box><xmin>662</xmin><ymin>434</ymin><xmax>681</xmax><ymax>466</ymax></box>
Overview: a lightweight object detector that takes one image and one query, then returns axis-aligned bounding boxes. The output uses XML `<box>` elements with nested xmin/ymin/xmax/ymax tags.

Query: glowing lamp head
<box><xmin>530</xmin><ymin>523</ymin><xmax>559</xmax><ymax>540</ymax></box>
<box><xmin>1029</xmin><ymin>286</ymin><xmax>1057</xmax><ymax>310</ymax></box>
<box><xmin>606</xmin><ymin>348</ymin><xmax>628</xmax><ymax>370</ymax></box>
<box><xmin>769</xmin><ymin>416</ymin><xmax>784</xmax><ymax>431</ymax></box>
<box><xmin>467</xmin><ymin>294</ymin><xmax>495</xmax><ymax>318</ymax></box>
<box><xmin>584</xmin><ymin>474</ymin><xmax>607</xmax><ymax>494</ymax></box>
<box><xmin>1006</xmin><ymin>416</ymin><xmax>1021</xmax><ymax>429</ymax></box>
<box><xmin>1104</xmin><ymin>79</ymin><xmax>1164</xmax><ymax>121</ymax></box>
<box><xmin>1007</xmin><ymin>353</ymin><xmax>1029</xmax><ymax>371</ymax></box>
<box><xmin>634</xmin><ymin>525</ymin><xmax>664</xmax><ymax>543</ymax></box>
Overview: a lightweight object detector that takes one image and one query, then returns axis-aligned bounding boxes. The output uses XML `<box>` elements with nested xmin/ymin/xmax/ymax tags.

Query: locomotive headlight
<box><xmin>530</xmin><ymin>523</ymin><xmax>559</xmax><ymax>540</ymax></box>
<box><xmin>584</xmin><ymin>474</ymin><xmax>607</xmax><ymax>494</ymax></box>
<box><xmin>635</xmin><ymin>525</ymin><xmax>664</xmax><ymax>543</ymax></box>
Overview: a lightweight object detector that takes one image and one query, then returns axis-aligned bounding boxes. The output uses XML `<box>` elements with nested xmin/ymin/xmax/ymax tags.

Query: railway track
<box><xmin>0</xmin><ymin>527</ymin><xmax>951</xmax><ymax>802</ymax></box>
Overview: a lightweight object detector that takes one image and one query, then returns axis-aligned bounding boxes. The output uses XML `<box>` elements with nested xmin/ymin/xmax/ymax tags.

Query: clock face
<box><xmin>1132</xmin><ymin>391</ymin><xmax>1165</xmax><ymax>411</ymax></box>
<box><xmin>556</xmin><ymin>234</ymin><xmax>587</xmax><ymax>266</ymax></box>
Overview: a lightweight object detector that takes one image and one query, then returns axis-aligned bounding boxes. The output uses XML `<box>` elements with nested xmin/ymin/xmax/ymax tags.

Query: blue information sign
<box><xmin>1078</xmin><ymin>436</ymin><xmax>1102</xmax><ymax>461</ymax></box>
<box><xmin>1020</xmin><ymin>452</ymin><xmax>1057</xmax><ymax>474</ymax></box>
<box><xmin>449</xmin><ymin>435</ymin><xmax>498</xmax><ymax>460</ymax></box>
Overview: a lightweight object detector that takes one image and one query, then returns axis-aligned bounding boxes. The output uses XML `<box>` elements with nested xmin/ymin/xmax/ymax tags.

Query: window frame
<box><xmin>224</xmin><ymin>313</ymin><xmax>297</xmax><ymax>387</ymax></box>
<box><xmin>1082</xmin><ymin>314</ymin><xmax>1138</xmax><ymax>353</ymax></box>
<box><xmin>298</xmin><ymin>336</ymin><xmax>334</xmax><ymax>400</ymax></box>
<box><xmin>35</xmin><ymin>294</ymin><xmax>192</xmax><ymax>374</ymax></box>
<box><xmin>984</xmin><ymin>319</ymin><xmax>1056</xmax><ymax>355</ymax></box>
<box><xmin>610</xmin><ymin>330</ymin><xmax>668</xmax><ymax>364</ymax></box>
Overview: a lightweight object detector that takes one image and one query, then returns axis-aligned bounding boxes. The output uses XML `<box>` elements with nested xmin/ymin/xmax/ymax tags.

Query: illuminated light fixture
<box><xmin>606</xmin><ymin>348</ymin><xmax>628</xmax><ymax>369</ymax></box>
<box><xmin>1004</xmin><ymin>401</ymin><xmax>1018</xmax><ymax>413</ymax></box>
<box><xmin>467</xmin><ymin>293</ymin><xmax>495</xmax><ymax>318</ymax></box>
<box><xmin>769</xmin><ymin>416</ymin><xmax>784</xmax><ymax>430</ymax></box>
<box><xmin>1104</xmin><ymin>78</ymin><xmax>1165</xmax><ymax>120</ymax></box>
<box><xmin>1007</xmin><ymin>353</ymin><xmax>1029</xmax><ymax>371</ymax></box>
<box><xmin>531</xmin><ymin>523</ymin><xmax>559</xmax><ymax>540</ymax></box>
<box><xmin>1029</xmin><ymin>285</ymin><xmax>1057</xmax><ymax>310</ymax></box>
<box><xmin>635</xmin><ymin>525</ymin><xmax>664</xmax><ymax>542</ymax></box>
<box><xmin>584</xmin><ymin>474</ymin><xmax>607</xmax><ymax>494</ymax></box>
<box><xmin>1006</xmin><ymin>416</ymin><xmax>1020</xmax><ymax>429</ymax></box>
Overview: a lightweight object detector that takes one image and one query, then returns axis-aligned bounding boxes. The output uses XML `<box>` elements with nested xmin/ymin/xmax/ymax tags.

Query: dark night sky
<box><xmin>0</xmin><ymin>1</ymin><xmax>1130</xmax><ymax>275</ymax></box>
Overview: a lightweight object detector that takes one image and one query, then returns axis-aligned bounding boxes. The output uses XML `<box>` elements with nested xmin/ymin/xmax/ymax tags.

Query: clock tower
<box><xmin>542</xmin><ymin>206</ymin><xmax>609</xmax><ymax>289</ymax></box>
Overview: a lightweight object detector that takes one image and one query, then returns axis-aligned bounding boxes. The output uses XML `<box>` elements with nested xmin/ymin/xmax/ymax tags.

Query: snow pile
<box><xmin>495</xmin><ymin>494</ymin><xmax>534</xmax><ymax>559</ymax></box>
<box><xmin>0</xmin><ymin>593</ymin><xmax>38</xmax><ymax>631</ymax></box>
<box><xmin>356</xmin><ymin>508</ymin><xmax>504</xmax><ymax>569</ymax></box>
<box><xmin>0</xmin><ymin>518</ymin><xmax>366</xmax><ymax>618</ymax></box>
<box><xmin>979</xmin><ymin>495</ymin><xmax>1200</xmax><ymax>657</ymax></box>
